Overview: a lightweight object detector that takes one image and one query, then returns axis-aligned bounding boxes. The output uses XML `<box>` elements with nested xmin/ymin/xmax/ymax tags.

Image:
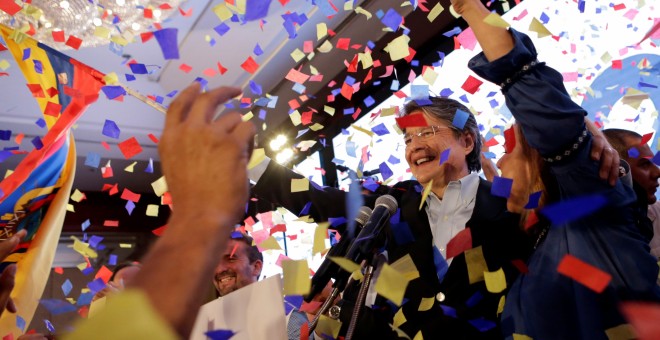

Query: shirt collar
<box><xmin>427</xmin><ymin>172</ymin><xmax>480</xmax><ymax>205</ymax></box>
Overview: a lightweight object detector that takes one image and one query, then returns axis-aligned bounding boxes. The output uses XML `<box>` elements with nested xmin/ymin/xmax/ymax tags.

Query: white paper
<box><xmin>189</xmin><ymin>275</ymin><xmax>286</xmax><ymax>340</ymax></box>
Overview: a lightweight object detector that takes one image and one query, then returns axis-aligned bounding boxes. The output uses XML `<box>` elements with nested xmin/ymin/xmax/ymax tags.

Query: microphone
<box><xmin>336</xmin><ymin>195</ymin><xmax>398</xmax><ymax>291</ymax></box>
<box><xmin>304</xmin><ymin>206</ymin><xmax>373</xmax><ymax>302</ymax></box>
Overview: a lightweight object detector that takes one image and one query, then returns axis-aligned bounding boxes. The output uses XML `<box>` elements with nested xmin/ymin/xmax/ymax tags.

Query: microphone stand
<box><xmin>345</xmin><ymin>257</ymin><xmax>376</xmax><ymax>340</ymax></box>
<box><xmin>308</xmin><ymin>286</ymin><xmax>341</xmax><ymax>332</ymax></box>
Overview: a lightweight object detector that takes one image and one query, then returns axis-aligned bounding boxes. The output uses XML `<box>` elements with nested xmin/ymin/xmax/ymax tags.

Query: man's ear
<box><xmin>463</xmin><ymin>131</ymin><xmax>475</xmax><ymax>155</ymax></box>
<box><xmin>252</xmin><ymin>260</ymin><xmax>263</xmax><ymax>279</ymax></box>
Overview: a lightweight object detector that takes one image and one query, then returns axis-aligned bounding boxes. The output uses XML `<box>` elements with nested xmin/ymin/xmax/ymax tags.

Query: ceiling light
<box><xmin>269</xmin><ymin>134</ymin><xmax>288</xmax><ymax>151</ymax></box>
<box><xmin>0</xmin><ymin>0</ymin><xmax>183</xmax><ymax>49</ymax></box>
<box><xmin>275</xmin><ymin>149</ymin><xmax>294</xmax><ymax>165</ymax></box>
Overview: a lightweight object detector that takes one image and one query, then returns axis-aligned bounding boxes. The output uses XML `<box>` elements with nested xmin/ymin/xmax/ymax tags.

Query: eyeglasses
<box><xmin>403</xmin><ymin>126</ymin><xmax>455</xmax><ymax>146</ymax></box>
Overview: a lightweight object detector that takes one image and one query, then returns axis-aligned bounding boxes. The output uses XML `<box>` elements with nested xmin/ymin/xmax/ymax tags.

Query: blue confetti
<box><xmin>284</xmin><ymin>295</ymin><xmax>303</xmax><ymax>315</ymax></box>
<box><xmin>0</xmin><ymin>130</ymin><xmax>10</xmax><ymax>140</ymax></box>
<box><xmin>101</xmin><ymin>85</ymin><xmax>127</xmax><ymax>100</ymax></box>
<box><xmin>16</xmin><ymin>315</ymin><xmax>26</xmax><ymax>331</ymax></box>
<box><xmin>129</xmin><ymin>63</ymin><xmax>148</xmax><ymax>74</ymax></box>
<box><xmin>87</xmin><ymin>278</ymin><xmax>106</xmax><ymax>293</ymax></box>
<box><xmin>465</xmin><ymin>291</ymin><xmax>484</xmax><ymax>308</ymax></box>
<box><xmin>45</xmin><ymin>319</ymin><xmax>55</xmax><ymax>332</ymax></box>
<box><xmin>81</xmin><ymin>219</ymin><xmax>91</xmax><ymax>231</ymax></box>
<box><xmin>379</xmin><ymin>162</ymin><xmax>393</xmax><ymax>180</ymax></box>
<box><xmin>153</xmin><ymin>28</ymin><xmax>179</xmax><ymax>60</ymax></box>
<box><xmin>524</xmin><ymin>191</ymin><xmax>542</xmax><ymax>209</ymax></box>
<box><xmin>452</xmin><ymin>109</ymin><xmax>470</xmax><ymax>129</ymax></box>
<box><xmin>109</xmin><ymin>254</ymin><xmax>118</xmax><ymax>266</ymax></box>
<box><xmin>328</xmin><ymin>217</ymin><xmax>347</xmax><ymax>227</ymax></box>
<box><xmin>362</xmin><ymin>178</ymin><xmax>380</xmax><ymax>192</ymax></box>
<box><xmin>371</xmin><ymin>123</ymin><xmax>389</xmax><ymax>136</ymax></box>
<box><xmin>102</xmin><ymin>119</ymin><xmax>121</xmax><ymax>139</ymax></box>
<box><xmin>84</xmin><ymin>152</ymin><xmax>101</xmax><ymax>168</ymax></box>
<box><xmin>31</xmin><ymin>136</ymin><xmax>43</xmax><ymax>150</ymax></box>
<box><xmin>39</xmin><ymin>299</ymin><xmax>76</xmax><ymax>315</ymax></box>
<box><xmin>33</xmin><ymin>60</ymin><xmax>43</xmax><ymax>74</ymax></box>
<box><xmin>299</xmin><ymin>201</ymin><xmax>312</xmax><ymax>215</ymax></box>
<box><xmin>253</xmin><ymin>43</ymin><xmax>264</xmax><ymax>56</ymax></box>
<box><xmin>22</xmin><ymin>48</ymin><xmax>30</xmax><ymax>60</ymax></box>
<box><xmin>249</xmin><ymin>80</ymin><xmax>263</xmax><ymax>95</ymax></box>
<box><xmin>442</xmin><ymin>26</ymin><xmax>462</xmax><ymax>37</ymax></box>
<box><xmin>62</xmin><ymin>279</ymin><xmax>73</xmax><ymax>296</ymax></box>
<box><xmin>388</xmin><ymin>155</ymin><xmax>400</xmax><ymax>164</ymax></box>
<box><xmin>628</xmin><ymin>147</ymin><xmax>640</xmax><ymax>158</ymax></box>
<box><xmin>77</xmin><ymin>291</ymin><xmax>94</xmax><ymax>306</ymax></box>
<box><xmin>125</xmin><ymin>74</ymin><xmax>136</xmax><ymax>82</ymax></box>
<box><xmin>433</xmin><ymin>246</ymin><xmax>449</xmax><ymax>283</ymax></box>
<box><xmin>205</xmin><ymin>329</ymin><xmax>236</xmax><ymax>340</ymax></box>
<box><xmin>364</xmin><ymin>96</ymin><xmax>375</xmax><ymax>107</ymax></box>
<box><xmin>126</xmin><ymin>200</ymin><xmax>135</xmax><ymax>215</ymax></box>
<box><xmin>145</xmin><ymin>158</ymin><xmax>154</xmax><ymax>173</ymax></box>
<box><xmin>652</xmin><ymin>151</ymin><xmax>660</xmax><ymax>166</ymax></box>
<box><xmin>89</xmin><ymin>235</ymin><xmax>103</xmax><ymax>248</ymax></box>
<box><xmin>391</xmin><ymin>221</ymin><xmax>415</xmax><ymax>245</ymax></box>
<box><xmin>469</xmin><ymin>317</ymin><xmax>497</xmax><ymax>332</ymax></box>
<box><xmin>540</xmin><ymin>194</ymin><xmax>608</xmax><ymax>226</ymax></box>
<box><xmin>439</xmin><ymin>148</ymin><xmax>451</xmax><ymax>165</ymax></box>
<box><xmin>540</xmin><ymin>12</ymin><xmax>550</xmax><ymax>24</ymax></box>
<box><xmin>381</xmin><ymin>8</ymin><xmax>403</xmax><ymax>31</ymax></box>
<box><xmin>491</xmin><ymin>176</ymin><xmax>513</xmax><ymax>198</ymax></box>
<box><xmin>214</xmin><ymin>23</ymin><xmax>231</xmax><ymax>36</ymax></box>
<box><xmin>440</xmin><ymin>304</ymin><xmax>457</xmax><ymax>318</ymax></box>
<box><xmin>0</xmin><ymin>150</ymin><xmax>13</xmax><ymax>163</ymax></box>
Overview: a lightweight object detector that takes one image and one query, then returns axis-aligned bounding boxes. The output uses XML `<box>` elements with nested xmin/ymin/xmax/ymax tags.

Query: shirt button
<box><xmin>436</xmin><ymin>292</ymin><xmax>446</xmax><ymax>302</ymax></box>
<box><xmin>443</xmin><ymin>215</ymin><xmax>448</xmax><ymax>221</ymax></box>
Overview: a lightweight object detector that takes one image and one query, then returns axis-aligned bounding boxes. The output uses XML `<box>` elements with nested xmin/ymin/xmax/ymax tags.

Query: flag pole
<box><xmin>120</xmin><ymin>84</ymin><xmax>167</xmax><ymax>114</ymax></box>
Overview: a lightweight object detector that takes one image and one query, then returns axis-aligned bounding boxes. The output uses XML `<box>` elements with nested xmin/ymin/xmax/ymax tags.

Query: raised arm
<box><xmin>454</xmin><ymin>0</ymin><xmax>586</xmax><ymax>158</ymax></box>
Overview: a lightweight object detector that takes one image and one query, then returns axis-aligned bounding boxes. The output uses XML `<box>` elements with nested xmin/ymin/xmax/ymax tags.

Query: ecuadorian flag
<box><xmin>0</xmin><ymin>24</ymin><xmax>105</xmax><ymax>333</ymax></box>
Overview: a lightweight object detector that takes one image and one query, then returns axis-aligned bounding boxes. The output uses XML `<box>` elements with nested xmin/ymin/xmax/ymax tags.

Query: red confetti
<box><xmin>270</xmin><ymin>224</ymin><xmax>287</xmax><ymax>235</ymax></box>
<box><xmin>336</xmin><ymin>38</ymin><xmax>350</xmax><ymax>50</ymax></box>
<box><xmin>217</xmin><ymin>62</ymin><xmax>228</xmax><ymax>75</ymax></box>
<box><xmin>52</xmin><ymin>30</ymin><xmax>65</xmax><ymax>43</ymax></box>
<box><xmin>620</xmin><ymin>302</ymin><xmax>660</xmax><ymax>340</ymax></box>
<box><xmin>101</xmin><ymin>141</ymin><xmax>111</xmax><ymax>151</ymax></box>
<box><xmin>144</xmin><ymin>8</ymin><xmax>153</xmax><ymax>18</ymax></box>
<box><xmin>120</xmin><ymin>188</ymin><xmax>141</xmax><ymax>203</ymax></box>
<box><xmin>241</xmin><ymin>56</ymin><xmax>259</xmax><ymax>74</ymax></box>
<box><xmin>300</xmin><ymin>322</ymin><xmax>309</xmax><ymax>340</ymax></box>
<box><xmin>641</xmin><ymin>132</ymin><xmax>654</xmax><ymax>145</ymax></box>
<box><xmin>103</xmin><ymin>220</ymin><xmax>119</xmax><ymax>227</ymax></box>
<box><xmin>612</xmin><ymin>3</ymin><xmax>626</xmax><ymax>10</ymax></box>
<box><xmin>503</xmin><ymin>126</ymin><xmax>516</xmax><ymax>154</ymax></box>
<box><xmin>65</xmin><ymin>35</ymin><xmax>83</xmax><ymax>50</ymax></box>
<box><xmin>46</xmin><ymin>87</ymin><xmax>58</xmax><ymax>97</ymax></box>
<box><xmin>117</xmin><ymin>137</ymin><xmax>143</xmax><ymax>159</ymax></box>
<box><xmin>395</xmin><ymin>114</ymin><xmax>428</xmax><ymax>129</ymax></box>
<box><xmin>54</xmin><ymin>267</ymin><xmax>64</xmax><ymax>274</ymax></box>
<box><xmin>0</xmin><ymin>0</ymin><xmax>22</xmax><ymax>16</ymax></box>
<box><xmin>140</xmin><ymin>32</ymin><xmax>154</xmax><ymax>43</ymax></box>
<box><xmin>95</xmin><ymin>265</ymin><xmax>113</xmax><ymax>283</ymax></box>
<box><xmin>148</xmin><ymin>133</ymin><xmax>159</xmax><ymax>144</ymax></box>
<box><xmin>461</xmin><ymin>75</ymin><xmax>483</xmax><ymax>94</ymax></box>
<box><xmin>484</xmin><ymin>138</ymin><xmax>499</xmax><ymax>147</ymax></box>
<box><xmin>26</xmin><ymin>84</ymin><xmax>45</xmax><ymax>98</ymax></box>
<box><xmin>340</xmin><ymin>82</ymin><xmax>353</xmax><ymax>100</ymax></box>
<box><xmin>152</xmin><ymin>225</ymin><xmax>167</xmax><ymax>236</ymax></box>
<box><xmin>446</xmin><ymin>228</ymin><xmax>473</xmax><ymax>259</ymax></box>
<box><xmin>511</xmin><ymin>259</ymin><xmax>529</xmax><ymax>274</ymax></box>
<box><xmin>44</xmin><ymin>101</ymin><xmax>62</xmax><ymax>117</ymax></box>
<box><xmin>179</xmin><ymin>63</ymin><xmax>193</xmax><ymax>73</ymax></box>
<box><xmin>178</xmin><ymin>6</ymin><xmax>193</xmax><ymax>16</ymax></box>
<box><xmin>557</xmin><ymin>254</ymin><xmax>612</xmax><ymax>293</ymax></box>
<box><xmin>612</xmin><ymin>60</ymin><xmax>623</xmax><ymax>70</ymax></box>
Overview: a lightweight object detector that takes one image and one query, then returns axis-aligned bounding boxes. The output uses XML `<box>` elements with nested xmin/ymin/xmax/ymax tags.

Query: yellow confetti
<box><xmin>384</xmin><ymin>35</ymin><xmax>411</xmax><ymax>61</ymax></box>
<box><xmin>329</xmin><ymin>257</ymin><xmax>361</xmax><ymax>274</ymax></box>
<box><xmin>419</xmin><ymin>179</ymin><xmax>433</xmax><ymax>210</ymax></box>
<box><xmin>354</xmin><ymin>6</ymin><xmax>372</xmax><ymax>19</ymax></box>
<box><xmin>291</xmin><ymin>178</ymin><xmax>310</xmax><ymax>193</ymax></box>
<box><xmin>316</xmin><ymin>22</ymin><xmax>328</xmax><ymax>40</ymax></box>
<box><xmin>313</xmin><ymin>222</ymin><xmax>329</xmax><ymax>255</ymax></box>
<box><xmin>621</xmin><ymin>88</ymin><xmax>649</xmax><ymax>109</ymax></box>
<box><xmin>247</xmin><ymin>148</ymin><xmax>266</xmax><ymax>170</ymax></box>
<box><xmin>122</xmin><ymin>161</ymin><xmax>135</xmax><ymax>173</ymax></box>
<box><xmin>103</xmin><ymin>72</ymin><xmax>119</xmax><ymax>85</ymax></box>
<box><xmin>483</xmin><ymin>12</ymin><xmax>510</xmax><ymax>28</ymax></box>
<box><xmin>213</xmin><ymin>3</ymin><xmax>233</xmax><ymax>21</ymax></box>
<box><xmin>484</xmin><ymin>267</ymin><xmax>506</xmax><ymax>293</ymax></box>
<box><xmin>413</xmin><ymin>330</ymin><xmax>424</xmax><ymax>340</ymax></box>
<box><xmin>497</xmin><ymin>296</ymin><xmax>505</xmax><ymax>315</ymax></box>
<box><xmin>242</xmin><ymin>111</ymin><xmax>253</xmax><ymax>122</ymax></box>
<box><xmin>295</xmin><ymin>215</ymin><xmax>314</xmax><ymax>223</ymax></box>
<box><xmin>146</xmin><ymin>204</ymin><xmax>159</xmax><ymax>217</ymax></box>
<box><xmin>0</xmin><ymin>59</ymin><xmax>9</xmax><ymax>71</ymax></box>
<box><xmin>289</xmin><ymin>110</ymin><xmax>302</xmax><ymax>126</ymax></box>
<box><xmin>393</xmin><ymin>307</ymin><xmax>407</xmax><ymax>328</ymax></box>
<box><xmin>418</xmin><ymin>297</ymin><xmax>435</xmax><ymax>311</ymax></box>
<box><xmin>317</xmin><ymin>40</ymin><xmax>333</xmax><ymax>53</ymax></box>
<box><xmin>316</xmin><ymin>314</ymin><xmax>342</xmax><ymax>339</ymax></box>
<box><xmin>343</xmin><ymin>0</ymin><xmax>353</xmax><ymax>10</ymax></box>
<box><xmin>150</xmin><ymin>176</ymin><xmax>168</xmax><ymax>197</ymax></box>
<box><xmin>513</xmin><ymin>334</ymin><xmax>533</xmax><ymax>340</ymax></box>
<box><xmin>381</xmin><ymin>107</ymin><xmax>397</xmax><ymax>117</ymax></box>
<box><xmin>66</xmin><ymin>204</ymin><xmax>75</xmax><ymax>212</ymax></box>
<box><xmin>76</xmin><ymin>262</ymin><xmax>88</xmax><ymax>271</ymax></box>
<box><xmin>290</xmin><ymin>48</ymin><xmax>306</xmax><ymax>62</ymax></box>
<box><xmin>258</xmin><ymin>236</ymin><xmax>282</xmax><ymax>251</ymax></box>
<box><xmin>72</xmin><ymin>236</ymin><xmax>97</xmax><ymax>258</ymax></box>
<box><xmin>324</xmin><ymin>105</ymin><xmax>335</xmax><ymax>116</ymax></box>
<box><xmin>427</xmin><ymin>3</ymin><xmax>444</xmax><ymax>22</ymax></box>
<box><xmin>310</xmin><ymin>123</ymin><xmax>325</xmax><ymax>131</ymax></box>
<box><xmin>601</xmin><ymin>52</ymin><xmax>612</xmax><ymax>64</ymax></box>
<box><xmin>359</xmin><ymin>52</ymin><xmax>373</xmax><ymax>69</ymax></box>
<box><xmin>605</xmin><ymin>324</ymin><xmax>635</xmax><ymax>339</ymax></box>
<box><xmin>119</xmin><ymin>243</ymin><xmax>133</xmax><ymax>248</ymax></box>
<box><xmin>529</xmin><ymin>17</ymin><xmax>552</xmax><ymax>38</ymax></box>
<box><xmin>351</xmin><ymin>124</ymin><xmax>374</xmax><ymax>137</ymax></box>
<box><xmin>422</xmin><ymin>67</ymin><xmax>438</xmax><ymax>86</ymax></box>
<box><xmin>4</xmin><ymin>169</ymin><xmax>12</xmax><ymax>179</ymax></box>
<box><xmin>71</xmin><ymin>189</ymin><xmax>85</xmax><ymax>203</ymax></box>
<box><xmin>391</xmin><ymin>254</ymin><xmax>420</xmax><ymax>281</ymax></box>
<box><xmin>465</xmin><ymin>246</ymin><xmax>488</xmax><ymax>284</ymax></box>
<box><xmin>374</xmin><ymin>263</ymin><xmax>409</xmax><ymax>306</ymax></box>
<box><xmin>110</xmin><ymin>35</ymin><xmax>128</xmax><ymax>46</ymax></box>
<box><xmin>282</xmin><ymin>259</ymin><xmax>311</xmax><ymax>295</ymax></box>
<box><xmin>94</xmin><ymin>26</ymin><xmax>111</xmax><ymax>39</ymax></box>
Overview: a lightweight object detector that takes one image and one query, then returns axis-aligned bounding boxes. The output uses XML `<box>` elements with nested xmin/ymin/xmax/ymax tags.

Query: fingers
<box><xmin>6</xmin><ymin>297</ymin><xmax>16</xmax><ymax>313</ymax></box>
<box><xmin>165</xmin><ymin>82</ymin><xmax>201</xmax><ymax>128</ymax></box>
<box><xmin>609</xmin><ymin>150</ymin><xmax>620</xmax><ymax>186</ymax></box>
<box><xmin>0</xmin><ymin>264</ymin><xmax>16</xmax><ymax>317</ymax></box>
<box><xmin>591</xmin><ymin>134</ymin><xmax>604</xmax><ymax>161</ymax></box>
<box><xmin>0</xmin><ymin>229</ymin><xmax>27</xmax><ymax>260</ymax></box>
<box><xmin>188</xmin><ymin>86</ymin><xmax>242</xmax><ymax>125</ymax></box>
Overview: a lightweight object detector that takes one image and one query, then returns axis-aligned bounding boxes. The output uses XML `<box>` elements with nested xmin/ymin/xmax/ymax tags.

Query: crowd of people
<box><xmin>1</xmin><ymin>0</ymin><xmax>658</xmax><ymax>338</ymax></box>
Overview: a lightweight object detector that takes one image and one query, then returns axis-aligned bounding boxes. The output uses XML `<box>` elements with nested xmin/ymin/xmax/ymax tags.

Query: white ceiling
<box><xmin>0</xmin><ymin>0</ymin><xmax>415</xmax><ymax>191</ymax></box>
